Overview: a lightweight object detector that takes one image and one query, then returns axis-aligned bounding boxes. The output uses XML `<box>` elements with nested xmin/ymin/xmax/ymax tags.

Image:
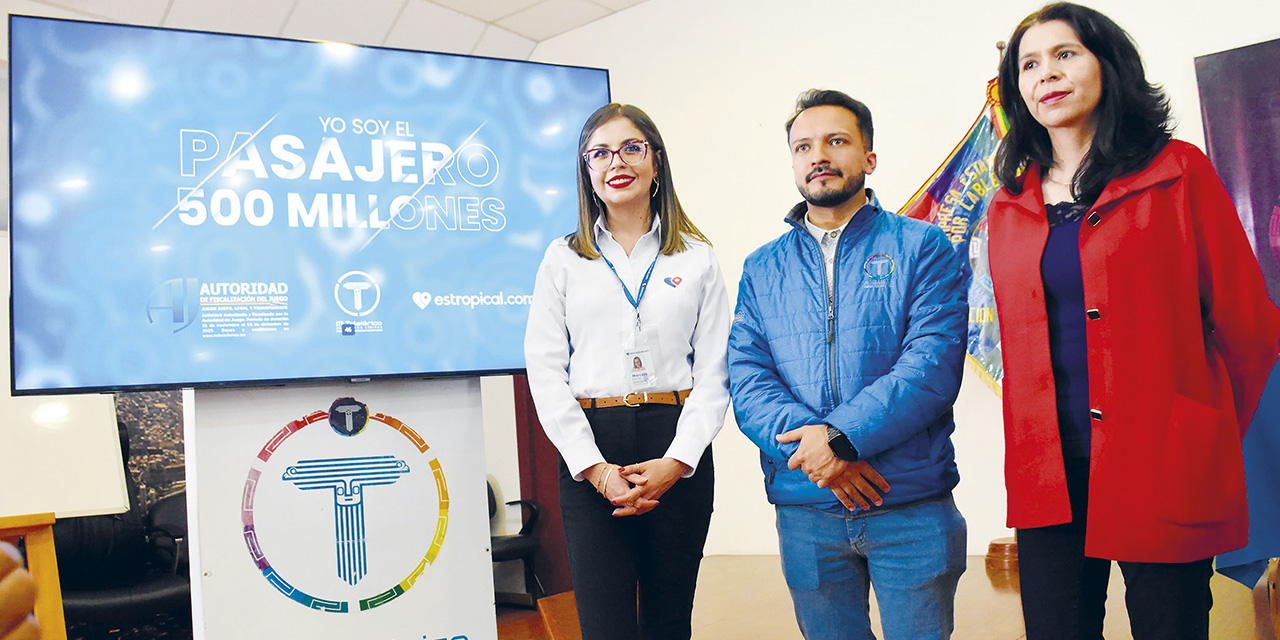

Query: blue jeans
<box><xmin>775</xmin><ymin>493</ymin><xmax>967</xmax><ymax>640</ymax></box>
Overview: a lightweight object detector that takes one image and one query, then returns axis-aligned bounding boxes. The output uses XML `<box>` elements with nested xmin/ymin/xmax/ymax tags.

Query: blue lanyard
<box><xmin>599</xmin><ymin>249</ymin><xmax>658</xmax><ymax>331</ymax></box>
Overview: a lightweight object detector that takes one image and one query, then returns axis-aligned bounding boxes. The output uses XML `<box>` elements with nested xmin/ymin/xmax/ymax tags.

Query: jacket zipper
<box><xmin>823</xmin><ymin>234</ymin><xmax>840</xmax><ymax>401</ymax></box>
<box><xmin>796</xmin><ymin>221</ymin><xmax>842</xmax><ymax>410</ymax></box>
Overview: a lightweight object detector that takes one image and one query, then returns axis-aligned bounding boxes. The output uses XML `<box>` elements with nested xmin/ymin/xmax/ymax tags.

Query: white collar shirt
<box><xmin>804</xmin><ymin>213</ymin><xmax>852</xmax><ymax>295</ymax></box>
<box><xmin>524</xmin><ymin>216</ymin><xmax>731</xmax><ymax>480</ymax></box>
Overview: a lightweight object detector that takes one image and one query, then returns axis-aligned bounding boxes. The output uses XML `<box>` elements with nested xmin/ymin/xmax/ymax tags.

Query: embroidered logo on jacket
<box><xmin>862</xmin><ymin>254</ymin><xmax>895</xmax><ymax>288</ymax></box>
<box><xmin>664</xmin><ymin>276</ymin><xmax>682</xmax><ymax>288</ymax></box>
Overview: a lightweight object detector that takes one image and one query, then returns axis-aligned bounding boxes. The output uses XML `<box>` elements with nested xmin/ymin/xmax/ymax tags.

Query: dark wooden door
<box><xmin>511</xmin><ymin>374</ymin><xmax>573</xmax><ymax>596</ymax></box>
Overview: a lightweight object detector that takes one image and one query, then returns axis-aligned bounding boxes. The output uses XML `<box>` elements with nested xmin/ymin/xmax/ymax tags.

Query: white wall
<box><xmin>482</xmin><ymin>376</ymin><xmax>522</xmax><ymax>535</ymax></box>
<box><xmin>531</xmin><ymin>0</ymin><xmax>1280</xmax><ymax>555</ymax></box>
<box><xmin>481</xmin><ymin>376</ymin><xmax>527</xmax><ymax>591</ymax></box>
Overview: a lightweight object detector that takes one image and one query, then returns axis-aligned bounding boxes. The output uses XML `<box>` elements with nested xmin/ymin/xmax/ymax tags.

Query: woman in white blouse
<box><xmin>524</xmin><ymin>103</ymin><xmax>731</xmax><ymax>640</ymax></box>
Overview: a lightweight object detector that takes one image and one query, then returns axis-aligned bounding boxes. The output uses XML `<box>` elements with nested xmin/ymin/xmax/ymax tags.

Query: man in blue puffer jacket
<box><xmin>729</xmin><ymin>89</ymin><xmax>969</xmax><ymax>640</ymax></box>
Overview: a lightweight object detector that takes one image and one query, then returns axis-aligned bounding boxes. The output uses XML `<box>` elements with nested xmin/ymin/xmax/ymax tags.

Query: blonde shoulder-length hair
<box><xmin>566</xmin><ymin>103</ymin><xmax>710</xmax><ymax>259</ymax></box>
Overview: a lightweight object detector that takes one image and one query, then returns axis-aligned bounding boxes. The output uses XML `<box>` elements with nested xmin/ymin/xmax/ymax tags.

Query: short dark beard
<box><xmin>800</xmin><ymin>171</ymin><xmax>865</xmax><ymax>208</ymax></box>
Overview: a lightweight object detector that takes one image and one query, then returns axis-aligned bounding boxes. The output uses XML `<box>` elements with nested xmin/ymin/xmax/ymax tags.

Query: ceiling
<box><xmin>1</xmin><ymin>0</ymin><xmax>649</xmax><ymax>60</ymax></box>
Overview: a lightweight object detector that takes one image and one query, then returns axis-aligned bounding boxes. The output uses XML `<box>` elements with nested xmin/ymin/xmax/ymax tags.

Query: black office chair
<box><xmin>53</xmin><ymin>422</ymin><xmax>191</xmax><ymax>626</ymax></box>
<box><xmin>489</xmin><ymin>481</ymin><xmax>545</xmax><ymax>607</ymax></box>
<box><xmin>55</xmin><ymin>491</ymin><xmax>191</xmax><ymax>626</ymax></box>
<box><xmin>145</xmin><ymin>491</ymin><xmax>189</xmax><ymax>576</ymax></box>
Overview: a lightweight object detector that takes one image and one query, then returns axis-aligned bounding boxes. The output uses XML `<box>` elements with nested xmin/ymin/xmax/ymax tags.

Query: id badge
<box><xmin>622</xmin><ymin>328</ymin><xmax>660</xmax><ymax>392</ymax></box>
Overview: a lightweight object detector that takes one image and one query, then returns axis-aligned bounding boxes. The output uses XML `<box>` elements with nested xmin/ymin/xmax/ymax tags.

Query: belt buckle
<box><xmin>623</xmin><ymin>392</ymin><xmax>645</xmax><ymax>407</ymax></box>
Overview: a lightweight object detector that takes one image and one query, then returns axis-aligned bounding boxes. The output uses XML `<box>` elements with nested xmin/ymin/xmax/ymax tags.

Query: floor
<box><xmin>497</xmin><ymin>606</ymin><xmax>549</xmax><ymax>640</ymax></box>
<box><xmin>65</xmin><ymin>611</ymin><xmax>193</xmax><ymax>640</ymax></box>
<box><xmin>56</xmin><ymin>554</ymin><xmax>1273</xmax><ymax>639</ymax></box>
<box><xmin>498</xmin><ymin>555</ymin><xmax>1278</xmax><ymax>640</ymax></box>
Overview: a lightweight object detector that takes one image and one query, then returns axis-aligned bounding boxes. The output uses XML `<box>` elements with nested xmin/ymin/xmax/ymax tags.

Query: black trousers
<box><xmin>558</xmin><ymin>403</ymin><xmax>714</xmax><ymax>640</ymax></box>
<box><xmin>1016</xmin><ymin>458</ymin><xmax>1214</xmax><ymax>640</ymax></box>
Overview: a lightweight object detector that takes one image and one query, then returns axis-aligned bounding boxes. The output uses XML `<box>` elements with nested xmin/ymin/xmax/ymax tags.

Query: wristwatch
<box><xmin>825</xmin><ymin>424</ymin><xmax>859</xmax><ymax>461</ymax></box>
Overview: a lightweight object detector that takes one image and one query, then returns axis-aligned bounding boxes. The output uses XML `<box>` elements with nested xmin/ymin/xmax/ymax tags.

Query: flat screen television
<box><xmin>8</xmin><ymin>15</ymin><xmax>609</xmax><ymax>395</ymax></box>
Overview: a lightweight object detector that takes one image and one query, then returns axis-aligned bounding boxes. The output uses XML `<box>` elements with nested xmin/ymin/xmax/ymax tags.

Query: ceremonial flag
<box><xmin>900</xmin><ymin>79</ymin><xmax>1008</xmax><ymax>393</ymax></box>
<box><xmin>1196</xmin><ymin>37</ymin><xmax>1280</xmax><ymax>589</ymax></box>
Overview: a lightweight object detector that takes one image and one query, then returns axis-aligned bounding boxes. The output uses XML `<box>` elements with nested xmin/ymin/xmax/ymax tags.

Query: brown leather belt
<box><xmin>578</xmin><ymin>389</ymin><xmax>692</xmax><ymax>409</ymax></box>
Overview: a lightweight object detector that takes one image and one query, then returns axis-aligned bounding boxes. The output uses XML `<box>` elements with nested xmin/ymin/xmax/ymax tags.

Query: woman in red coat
<box><xmin>988</xmin><ymin>3</ymin><xmax>1280</xmax><ymax>638</ymax></box>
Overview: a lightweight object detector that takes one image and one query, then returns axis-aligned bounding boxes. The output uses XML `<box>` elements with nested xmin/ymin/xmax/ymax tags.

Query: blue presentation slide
<box><xmin>9</xmin><ymin>15</ymin><xmax>609</xmax><ymax>394</ymax></box>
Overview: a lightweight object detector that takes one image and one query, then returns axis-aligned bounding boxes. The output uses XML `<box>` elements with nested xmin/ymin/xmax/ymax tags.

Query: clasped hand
<box><xmin>587</xmin><ymin>457</ymin><xmax>691</xmax><ymax>517</ymax></box>
<box><xmin>777</xmin><ymin>424</ymin><xmax>890</xmax><ymax>511</ymax></box>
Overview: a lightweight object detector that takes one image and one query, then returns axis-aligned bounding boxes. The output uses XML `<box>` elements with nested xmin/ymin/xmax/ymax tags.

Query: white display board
<box><xmin>0</xmin><ymin>389</ymin><xmax>125</xmax><ymax>519</ymax></box>
<box><xmin>0</xmin><ymin>232</ymin><xmax>127</xmax><ymax>520</ymax></box>
<box><xmin>186</xmin><ymin>378</ymin><xmax>496</xmax><ymax>640</ymax></box>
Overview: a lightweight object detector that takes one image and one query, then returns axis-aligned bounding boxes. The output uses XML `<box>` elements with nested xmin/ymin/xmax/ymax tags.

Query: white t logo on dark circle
<box><xmin>329</xmin><ymin>397</ymin><xmax>369</xmax><ymax>436</ymax></box>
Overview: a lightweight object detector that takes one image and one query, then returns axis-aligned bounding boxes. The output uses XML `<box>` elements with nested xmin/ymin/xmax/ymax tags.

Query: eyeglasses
<box><xmin>582</xmin><ymin>140</ymin><xmax>650</xmax><ymax>171</ymax></box>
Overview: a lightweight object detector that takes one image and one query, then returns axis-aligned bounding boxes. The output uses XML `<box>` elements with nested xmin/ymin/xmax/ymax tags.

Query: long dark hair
<box><xmin>994</xmin><ymin>2</ymin><xmax>1172</xmax><ymax>206</ymax></box>
<box><xmin>566</xmin><ymin>104</ymin><xmax>709</xmax><ymax>259</ymax></box>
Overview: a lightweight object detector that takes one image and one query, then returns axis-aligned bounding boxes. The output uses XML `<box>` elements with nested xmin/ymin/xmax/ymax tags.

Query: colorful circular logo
<box><xmin>241</xmin><ymin>400</ymin><xmax>448</xmax><ymax>613</ymax></box>
<box><xmin>863</xmin><ymin>254</ymin><xmax>896</xmax><ymax>281</ymax></box>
